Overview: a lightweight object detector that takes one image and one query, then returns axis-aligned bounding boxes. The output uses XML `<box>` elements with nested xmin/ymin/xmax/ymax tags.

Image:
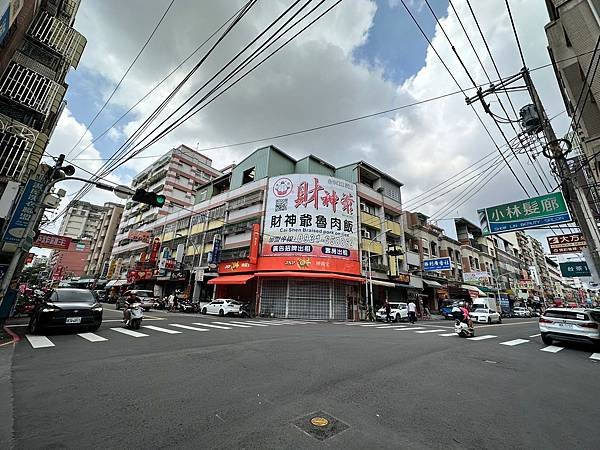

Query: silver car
<box><xmin>539</xmin><ymin>308</ymin><xmax>600</xmax><ymax>347</ymax></box>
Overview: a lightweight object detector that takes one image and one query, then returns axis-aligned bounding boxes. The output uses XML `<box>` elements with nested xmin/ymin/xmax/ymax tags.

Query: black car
<box><xmin>28</xmin><ymin>288</ymin><xmax>103</xmax><ymax>334</ymax></box>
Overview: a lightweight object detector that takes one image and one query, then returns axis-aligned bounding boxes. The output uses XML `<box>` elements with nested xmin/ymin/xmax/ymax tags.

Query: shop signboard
<box><xmin>263</xmin><ymin>174</ymin><xmax>360</xmax><ymax>275</ymax></box>
<box><xmin>128</xmin><ymin>230</ymin><xmax>152</xmax><ymax>243</ymax></box>
<box><xmin>547</xmin><ymin>233</ymin><xmax>586</xmax><ymax>254</ymax></box>
<box><xmin>209</xmin><ymin>234</ymin><xmax>222</xmax><ymax>264</ymax></box>
<box><xmin>463</xmin><ymin>271</ymin><xmax>490</xmax><ymax>282</ymax></box>
<box><xmin>423</xmin><ymin>257</ymin><xmax>452</xmax><ymax>272</ymax></box>
<box><xmin>249</xmin><ymin>223</ymin><xmax>260</xmax><ymax>264</ymax></box>
<box><xmin>395</xmin><ymin>273</ymin><xmax>410</xmax><ymax>284</ymax></box>
<box><xmin>34</xmin><ymin>233</ymin><xmax>72</xmax><ymax>250</ymax></box>
<box><xmin>2</xmin><ymin>179</ymin><xmax>45</xmax><ymax>244</ymax></box>
<box><xmin>559</xmin><ymin>261</ymin><xmax>591</xmax><ymax>277</ymax></box>
<box><xmin>480</xmin><ymin>192</ymin><xmax>571</xmax><ymax>235</ymax></box>
<box><xmin>149</xmin><ymin>238</ymin><xmax>161</xmax><ymax>263</ymax></box>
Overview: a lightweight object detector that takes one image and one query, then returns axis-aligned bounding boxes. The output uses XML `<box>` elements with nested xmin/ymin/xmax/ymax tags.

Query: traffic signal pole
<box><xmin>523</xmin><ymin>70</ymin><xmax>600</xmax><ymax>279</ymax></box>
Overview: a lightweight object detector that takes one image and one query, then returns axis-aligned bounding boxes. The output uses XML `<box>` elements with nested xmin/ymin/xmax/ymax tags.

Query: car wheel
<box><xmin>28</xmin><ymin>314</ymin><xmax>42</xmax><ymax>334</ymax></box>
<box><xmin>219</xmin><ymin>309</ymin><xmax>224</xmax><ymax>317</ymax></box>
<box><xmin>201</xmin><ymin>308</ymin><xmax>207</xmax><ymax>314</ymax></box>
<box><xmin>541</xmin><ymin>333</ymin><xmax>552</xmax><ymax>345</ymax></box>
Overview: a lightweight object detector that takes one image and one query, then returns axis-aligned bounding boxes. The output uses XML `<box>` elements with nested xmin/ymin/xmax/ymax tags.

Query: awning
<box><xmin>369</xmin><ymin>279</ymin><xmax>397</xmax><ymax>288</ymax></box>
<box><xmin>208</xmin><ymin>274</ymin><xmax>255</xmax><ymax>285</ymax></box>
<box><xmin>257</xmin><ymin>271</ymin><xmax>364</xmax><ymax>283</ymax></box>
<box><xmin>423</xmin><ymin>279</ymin><xmax>443</xmax><ymax>288</ymax></box>
<box><xmin>461</xmin><ymin>284</ymin><xmax>486</xmax><ymax>296</ymax></box>
<box><xmin>105</xmin><ymin>279</ymin><xmax>128</xmax><ymax>288</ymax></box>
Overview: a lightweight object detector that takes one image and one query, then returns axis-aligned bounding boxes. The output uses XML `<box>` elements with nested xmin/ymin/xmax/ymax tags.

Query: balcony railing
<box><xmin>0</xmin><ymin>112</ymin><xmax>48</xmax><ymax>180</ymax></box>
<box><xmin>28</xmin><ymin>11</ymin><xmax>86</xmax><ymax>68</ymax></box>
<box><xmin>0</xmin><ymin>62</ymin><xmax>65</xmax><ymax>115</ymax></box>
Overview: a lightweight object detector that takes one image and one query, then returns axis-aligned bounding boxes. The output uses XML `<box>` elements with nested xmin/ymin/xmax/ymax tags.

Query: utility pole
<box><xmin>522</xmin><ymin>69</ymin><xmax>600</xmax><ymax>279</ymax></box>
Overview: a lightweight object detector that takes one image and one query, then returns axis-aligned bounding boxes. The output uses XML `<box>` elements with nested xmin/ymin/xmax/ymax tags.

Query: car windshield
<box><xmin>227</xmin><ymin>300</ymin><xmax>241</xmax><ymax>305</ymax></box>
<box><xmin>54</xmin><ymin>290</ymin><xmax>95</xmax><ymax>303</ymax></box>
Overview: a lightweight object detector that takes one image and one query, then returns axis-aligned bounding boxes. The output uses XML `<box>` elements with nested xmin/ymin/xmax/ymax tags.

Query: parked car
<box><xmin>376</xmin><ymin>302</ymin><xmax>408</xmax><ymax>322</ymax></box>
<box><xmin>28</xmin><ymin>288</ymin><xmax>103</xmax><ymax>334</ymax></box>
<box><xmin>539</xmin><ymin>308</ymin><xmax>600</xmax><ymax>348</ymax></box>
<box><xmin>116</xmin><ymin>290</ymin><xmax>157</xmax><ymax>311</ymax></box>
<box><xmin>441</xmin><ymin>300</ymin><xmax>461</xmax><ymax>320</ymax></box>
<box><xmin>201</xmin><ymin>299</ymin><xmax>242</xmax><ymax>316</ymax></box>
<box><xmin>470</xmin><ymin>308</ymin><xmax>502</xmax><ymax>324</ymax></box>
<box><xmin>512</xmin><ymin>307</ymin><xmax>531</xmax><ymax>318</ymax></box>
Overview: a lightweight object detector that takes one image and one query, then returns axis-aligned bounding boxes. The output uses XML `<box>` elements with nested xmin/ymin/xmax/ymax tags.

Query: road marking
<box><xmin>212</xmin><ymin>321</ymin><xmax>251</xmax><ymax>328</ymax></box>
<box><xmin>77</xmin><ymin>333</ymin><xmax>108</xmax><ymax>342</ymax></box>
<box><xmin>500</xmin><ymin>339</ymin><xmax>530</xmax><ymax>346</ymax></box>
<box><xmin>231</xmin><ymin>321</ymin><xmax>268</xmax><ymax>327</ymax></box>
<box><xmin>103</xmin><ymin>318</ymin><xmax>163</xmax><ymax>322</ymax></box>
<box><xmin>590</xmin><ymin>353</ymin><xmax>600</xmax><ymax>361</ymax></box>
<box><xmin>358</xmin><ymin>324</ymin><xmax>381</xmax><ymax>327</ymax></box>
<box><xmin>540</xmin><ymin>345</ymin><xmax>563</xmax><ymax>353</ymax></box>
<box><xmin>480</xmin><ymin>320</ymin><xmax>537</xmax><ymax>328</ymax></box>
<box><xmin>375</xmin><ymin>325</ymin><xmax>407</xmax><ymax>329</ymax></box>
<box><xmin>25</xmin><ymin>335</ymin><xmax>55</xmax><ymax>348</ymax></box>
<box><xmin>110</xmin><ymin>328</ymin><xmax>148</xmax><ymax>338</ymax></box>
<box><xmin>193</xmin><ymin>323</ymin><xmax>231</xmax><ymax>330</ymax></box>
<box><xmin>529</xmin><ymin>333</ymin><xmax>541</xmax><ymax>338</ymax></box>
<box><xmin>5</xmin><ymin>324</ymin><xmax>28</xmax><ymax>327</ymax></box>
<box><xmin>169</xmin><ymin>324</ymin><xmax>209</xmax><ymax>332</ymax></box>
<box><xmin>415</xmin><ymin>329</ymin><xmax>446</xmax><ymax>334</ymax></box>
<box><xmin>143</xmin><ymin>325</ymin><xmax>182</xmax><ymax>334</ymax></box>
<box><xmin>467</xmin><ymin>335</ymin><xmax>497</xmax><ymax>341</ymax></box>
<box><xmin>396</xmin><ymin>327</ymin><xmax>425</xmax><ymax>331</ymax></box>
<box><xmin>439</xmin><ymin>333</ymin><xmax>456</xmax><ymax>337</ymax></box>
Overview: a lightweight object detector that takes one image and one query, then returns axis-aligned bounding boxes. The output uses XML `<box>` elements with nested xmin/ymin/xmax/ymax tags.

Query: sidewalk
<box><xmin>0</xmin><ymin>328</ymin><xmax>16</xmax><ymax>449</ymax></box>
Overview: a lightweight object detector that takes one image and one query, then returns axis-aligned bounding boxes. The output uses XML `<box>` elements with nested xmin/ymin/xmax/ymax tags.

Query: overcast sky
<box><xmin>42</xmin><ymin>0</ymin><xmax>575</xmax><ymax>252</ymax></box>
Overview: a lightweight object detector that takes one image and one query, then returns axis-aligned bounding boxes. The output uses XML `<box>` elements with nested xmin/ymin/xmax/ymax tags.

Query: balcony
<box><xmin>362</xmin><ymin>240</ymin><xmax>383</xmax><ymax>255</ymax></box>
<box><xmin>360</xmin><ymin>210</ymin><xmax>381</xmax><ymax>229</ymax></box>
<box><xmin>386</xmin><ymin>219</ymin><xmax>402</xmax><ymax>236</ymax></box>
<box><xmin>28</xmin><ymin>11</ymin><xmax>86</xmax><ymax>68</ymax></box>
<box><xmin>0</xmin><ymin>113</ymin><xmax>48</xmax><ymax>181</ymax></box>
<box><xmin>0</xmin><ymin>62</ymin><xmax>65</xmax><ymax>116</ymax></box>
<box><xmin>406</xmin><ymin>251</ymin><xmax>421</xmax><ymax>267</ymax></box>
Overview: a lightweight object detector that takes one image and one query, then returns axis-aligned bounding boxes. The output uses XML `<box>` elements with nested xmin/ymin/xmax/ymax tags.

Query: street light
<box><xmin>363</xmin><ymin>227</ymin><xmax>391</xmax><ymax>319</ymax></box>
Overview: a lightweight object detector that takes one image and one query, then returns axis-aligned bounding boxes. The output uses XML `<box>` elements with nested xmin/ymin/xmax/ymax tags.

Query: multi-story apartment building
<box><xmin>545</xmin><ymin>0</ymin><xmax>600</xmax><ymax>183</ymax></box>
<box><xmin>0</xmin><ymin>0</ymin><xmax>85</xmax><ymax>286</ymax></box>
<box><xmin>110</xmin><ymin>144</ymin><xmax>223</xmax><ymax>270</ymax></box>
<box><xmin>85</xmin><ymin>202</ymin><xmax>123</xmax><ymax>277</ymax></box>
<box><xmin>527</xmin><ymin>235</ymin><xmax>554</xmax><ymax>299</ymax></box>
<box><xmin>58</xmin><ymin>200</ymin><xmax>108</xmax><ymax>240</ymax></box>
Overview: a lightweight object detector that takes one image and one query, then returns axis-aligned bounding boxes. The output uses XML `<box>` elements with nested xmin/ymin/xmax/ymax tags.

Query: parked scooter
<box><xmin>454</xmin><ymin>319</ymin><xmax>475</xmax><ymax>338</ymax></box>
<box><xmin>123</xmin><ymin>301</ymin><xmax>144</xmax><ymax>330</ymax></box>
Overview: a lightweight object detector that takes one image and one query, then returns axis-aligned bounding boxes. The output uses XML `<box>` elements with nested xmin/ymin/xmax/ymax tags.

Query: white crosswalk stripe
<box><xmin>110</xmin><ymin>328</ymin><xmax>148</xmax><ymax>337</ymax></box>
<box><xmin>590</xmin><ymin>353</ymin><xmax>600</xmax><ymax>361</ymax></box>
<box><xmin>142</xmin><ymin>325</ymin><xmax>182</xmax><ymax>334</ymax></box>
<box><xmin>375</xmin><ymin>325</ymin><xmax>407</xmax><ymax>329</ymax></box>
<box><xmin>415</xmin><ymin>329</ymin><xmax>446</xmax><ymax>334</ymax></box>
<box><xmin>500</xmin><ymin>339</ymin><xmax>530</xmax><ymax>347</ymax></box>
<box><xmin>358</xmin><ymin>324</ymin><xmax>381</xmax><ymax>327</ymax></box>
<box><xmin>25</xmin><ymin>335</ymin><xmax>54</xmax><ymax>348</ymax></box>
<box><xmin>169</xmin><ymin>324</ymin><xmax>209</xmax><ymax>332</ymax></box>
<box><xmin>193</xmin><ymin>323</ymin><xmax>231</xmax><ymax>330</ymax></box>
<box><xmin>439</xmin><ymin>333</ymin><xmax>456</xmax><ymax>337</ymax></box>
<box><xmin>540</xmin><ymin>345</ymin><xmax>563</xmax><ymax>353</ymax></box>
<box><xmin>212</xmin><ymin>321</ymin><xmax>251</xmax><ymax>328</ymax></box>
<box><xmin>231</xmin><ymin>321</ymin><xmax>268</xmax><ymax>327</ymax></box>
<box><xmin>77</xmin><ymin>333</ymin><xmax>107</xmax><ymax>342</ymax></box>
<box><xmin>396</xmin><ymin>327</ymin><xmax>425</xmax><ymax>331</ymax></box>
<box><xmin>467</xmin><ymin>335</ymin><xmax>497</xmax><ymax>341</ymax></box>
<box><xmin>529</xmin><ymin>333</ymin><xmax>541</xmax><ymax>338</ymax></box>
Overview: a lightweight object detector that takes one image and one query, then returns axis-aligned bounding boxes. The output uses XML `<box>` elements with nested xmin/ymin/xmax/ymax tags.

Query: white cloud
<box><xmin>64</xmin><ymin>0</ymin><xmax>564</xmax><ymax>238</ymax></box>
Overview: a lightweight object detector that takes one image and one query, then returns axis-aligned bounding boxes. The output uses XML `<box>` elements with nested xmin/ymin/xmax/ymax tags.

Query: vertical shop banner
<box><xmin>263</xmin><ymin>174</ymin><xmax>359</xmax><ymax>273</ymax></box>
<box><xmin>249</xmin><ymin>223</ymin><xmax>260</xmax><ymax>264</ymax></box>
<box><xmin>2</xmin><ymin>179</ymin><xmax>45</xmax><ymax>244</ymax></box>
<box><xmin>149</xmin><ymin>238</ymin><xmax>161</xmax><ymax>263</ymax></box>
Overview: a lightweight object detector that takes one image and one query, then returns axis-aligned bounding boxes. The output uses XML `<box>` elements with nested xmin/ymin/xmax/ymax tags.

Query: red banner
<box><xmin>35</xmin><ymin>233</ymin><xmax>71</xmax><ymax>250</ymax></box>
<box><xmin>128</xmin><ymin>230</ymin><xmax>152</xmax><ymax>243</ymax></box>
<box><xmin>52</xmin><ymin>266</ymin><xmax>63</xmax><ymax>281</ymax></box>
<box><xmin>149</xmin><ymin>238</ymin><xmax>161</xmax><ymax>263</ymax></box>
<box><xmin>127</xmin><ymin>269</ymin><xmax>154</xmax><ymax>284</ymax></box>
<box><xmin>249</xmin><ymin>223</ymin><xmax>260</xmax><ymax>264</ymax></box>
<box><xmin>219</xmin><ymin>255</ymin><xmax>361</xmax><ymax>275</ymax></box>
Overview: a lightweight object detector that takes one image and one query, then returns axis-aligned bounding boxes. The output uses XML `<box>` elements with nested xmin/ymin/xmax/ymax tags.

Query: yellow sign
<box><xmin>310</xmin><ymin>417</ymin><xmax>329</xmax><ymax>427</ymax></box>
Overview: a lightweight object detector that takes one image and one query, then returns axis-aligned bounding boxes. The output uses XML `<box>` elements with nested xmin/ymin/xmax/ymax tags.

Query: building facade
<box><xmin>85</xmin><ymin>202</ymin><xmax>123</xmax><ymax>277</ymax></box>
<box><xmin>58</xmin><ymin>200</ymin><xmax>108</xmax><ymax>240</ymax></box>
<box><xmin>50</xmin><ymin>239</ymin><xmax>91</xmax><ymax>279</ymax></box>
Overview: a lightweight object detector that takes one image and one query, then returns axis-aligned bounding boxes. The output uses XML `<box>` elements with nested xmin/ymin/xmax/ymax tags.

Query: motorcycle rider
<box><xmin>459</xmin><ymin>301</ymin><xmax>473</xmax><ymax>328</ymax></box>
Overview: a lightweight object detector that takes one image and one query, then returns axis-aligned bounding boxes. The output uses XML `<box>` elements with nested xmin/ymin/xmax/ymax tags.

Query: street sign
<box><xmin>423</xmin><ymin>257</ymin><xmax>452</xmax><ymax>272</ymax></box>
<box><xmin>481</xmin><ymin>192</ymin><xmax>571</xmax><ymax>235</ymax></box>
<box><xmin>547</xmin><ymin>233</ymin><xmax>586</xmax><ymax>254</ymax></box>
<box><xmin>2</xmin><ymin>179</ymin><xmax>45</xmax><ymax>244</ymax></box>
<box><xmin>559</xmin><ymin>261</ymin><xmax>591</xmax><ymax>277</ymax></box>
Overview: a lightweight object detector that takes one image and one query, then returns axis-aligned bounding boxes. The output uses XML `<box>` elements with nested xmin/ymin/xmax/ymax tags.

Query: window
<box><xmin>361</xmin><ymin>227</ymin><xmax>375</xmax><ymax>239</ymax></box>
<box><xmin>242</xmin><ymin>167</ymin><xmax>255</xmax><ymax>184</ymax></box>
<box><xmin>360</xmin><ymin>202</ymin><xmax>378</xmax><ymax>216</ymax></box>
<box><xmin>421</xmin><ymin>239</ymin><xmax>429</xmax><ymax>255</ymax></box>
<box><xmin>430</xmin><ymin>241</ymin><xmax>437</xmax><ymax>256</ymax></box>
<box><xmin>474</xmin><ymin>258</ymin><xmax>480</xmax><ymax>270</ymax></box>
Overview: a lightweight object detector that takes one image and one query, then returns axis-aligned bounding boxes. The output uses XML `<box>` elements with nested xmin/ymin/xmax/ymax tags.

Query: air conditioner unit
<box><xmin>360</xmin><ymin>203</ymin><xmax>367</xmax><ymax>212</ymax></box>
<box><xmin>361</xmin><ymin>229</ymin><xmax>370</xmax><ymax>239</ymax></box>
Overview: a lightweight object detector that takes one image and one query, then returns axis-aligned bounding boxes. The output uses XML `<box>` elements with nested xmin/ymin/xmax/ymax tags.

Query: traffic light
<box><xmin>132</xmin><ymin>189</ymin><xmax>166</xmax><ymax>207</ymax></box>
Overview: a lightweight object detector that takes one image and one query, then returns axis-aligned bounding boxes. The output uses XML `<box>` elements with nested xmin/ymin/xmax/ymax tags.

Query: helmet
<box><xmin>458</xmin><ymin>301</ymin><xmax>465</xmax><ymax>307</ymax></box>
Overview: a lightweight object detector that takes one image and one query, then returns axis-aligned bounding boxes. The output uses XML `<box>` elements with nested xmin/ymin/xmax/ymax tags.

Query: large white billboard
<box><xmin>263</xmin><ymin>174</ymin><xmax>359</xmax><ymax>262</ymax></box>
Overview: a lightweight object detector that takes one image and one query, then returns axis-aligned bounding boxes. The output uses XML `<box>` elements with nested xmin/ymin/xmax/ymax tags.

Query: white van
<box><xmin>472</xmin><ymin>297</ymin><xmax>499</xmax><ymax>313</ymax></box>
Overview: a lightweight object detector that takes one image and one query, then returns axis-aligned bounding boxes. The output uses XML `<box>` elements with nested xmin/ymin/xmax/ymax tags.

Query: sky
<box><xmin>42</xmin><ymin>0</ymin><xmax>575</xmax><ymax>253</ymax></box>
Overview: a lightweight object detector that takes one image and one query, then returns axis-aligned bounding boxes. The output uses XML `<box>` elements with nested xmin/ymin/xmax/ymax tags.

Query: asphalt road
<box><xmin>4</xmin><ymin>307</ymin><xmax>600</xmax><ymax>449</ymax></box>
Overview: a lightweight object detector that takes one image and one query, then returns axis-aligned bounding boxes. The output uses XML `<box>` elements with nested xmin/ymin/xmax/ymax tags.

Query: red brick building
<box><xmin>51</xmin><ymin>240</ymin><xmax>92</xmax><ymax>280</ymax></box>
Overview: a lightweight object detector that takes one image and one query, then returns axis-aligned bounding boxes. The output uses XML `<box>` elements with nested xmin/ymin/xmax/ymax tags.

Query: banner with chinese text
<box><xmin>263</xmin><ymin>174</ymin><xmax>359</xmax><ymax>274</ymax></box>
<box><xmin>547</xmin><ymin>233</ymin><xmax>586</xmax><ymax>254</ymax></box>
<box><xmin>34</xmin><ymin>233</ymin><xmax>72</xmax><ymax>250</ymax></box>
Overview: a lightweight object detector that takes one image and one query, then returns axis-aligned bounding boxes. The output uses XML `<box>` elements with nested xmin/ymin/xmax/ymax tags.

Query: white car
<box><xmin>470</xmin><ymin>308</ymin><xmax>502</xmax><ymax>324</ymax></box>
<box><xmin>512</xmin><ymin>307</ymin><xmax>531</xmax><ymax>318</ymax></box>
<box><xmin>539</xmin><ymin>308</ymin><xmax>600</xmax><ymax>347</ymax></box>
<box><xmin>201</xmin><ymin>299</ymin><xmax>242</xmax><ymax>317</ymax></box>
<box><xmin>376</xmin><ymin>302</ymin><xmax>408</xmax><ymax>322</ymax></box>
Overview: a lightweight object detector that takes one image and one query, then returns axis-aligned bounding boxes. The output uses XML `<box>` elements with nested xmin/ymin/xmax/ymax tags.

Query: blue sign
<box><xmin>209</xmin><ymin>235</ymin><xmax>222</xmax><ymax>264</ymax></box>
<box><xmin>423</xmin><ymin>257</ymin><xmax>452</xmax><ymax>272</ymax></box>
<box><xmin>2</xmin><ymin>179</ymin><xmax>45</xmax><ymax>244</ymax></box>
<box><xmin>0</xmin><ymin>7</ymin><xmax>10</xmax><ymax>43</ymax></box>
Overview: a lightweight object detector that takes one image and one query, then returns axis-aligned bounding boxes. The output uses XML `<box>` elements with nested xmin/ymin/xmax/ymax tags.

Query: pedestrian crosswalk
<box><xmin>18</xmin><ymin>319</ymin><xmax>310</xmax><ymax>349</ymax></box>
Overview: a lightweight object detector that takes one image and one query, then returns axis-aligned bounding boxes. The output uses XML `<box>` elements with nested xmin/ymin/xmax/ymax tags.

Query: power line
<box><xmin>504</xmin><ymin>0</ymin><xmax>526</xmax><ymax>68</ymax></box>
<box><xmin>66</xmin><ymin>0</ymin><xmax>177</xmax><ymax>159</ymax></box>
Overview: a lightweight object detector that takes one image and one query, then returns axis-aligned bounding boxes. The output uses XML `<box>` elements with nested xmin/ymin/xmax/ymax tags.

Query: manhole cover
<box><xmin>293</xmin><ymin>411</ymin><xmax>349</xmax><ymax>441</ymax></box>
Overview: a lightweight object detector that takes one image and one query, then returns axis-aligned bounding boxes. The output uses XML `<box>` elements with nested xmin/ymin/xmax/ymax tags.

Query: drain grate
<box><xmin>293</xmin><ymin>411</ymin><xmax>350</xmax><ymax>441</ymax></box>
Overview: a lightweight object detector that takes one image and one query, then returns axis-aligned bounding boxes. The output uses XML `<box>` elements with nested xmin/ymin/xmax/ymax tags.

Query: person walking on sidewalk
<box><xmin>408</xmin><ymin>300</ymin><xmax>417</xmax><ymax>324</ymax></box>
<box><xmin>385</xmin><ymin>301</ymin><xmax>391</xmax><ymax>323</ymax></box>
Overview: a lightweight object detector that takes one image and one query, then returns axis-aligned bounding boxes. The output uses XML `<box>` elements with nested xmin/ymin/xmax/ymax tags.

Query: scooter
<box><xmin>123</xmin><ymin>302</ymin><xmax>144</xmax><ymax>330</ymax></box>
<box><xmin>454</xmin><ymin>319</ymin><xmax>475</xmax><ymax>338</ymax></box>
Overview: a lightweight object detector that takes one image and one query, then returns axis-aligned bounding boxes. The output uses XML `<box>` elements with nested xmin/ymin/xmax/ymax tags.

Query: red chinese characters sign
<box><xmin>128</xmin><ymin>230</ymin><xmax>152</xmax><ymax>243</ymax></box>
<box><xmin>34</xmin><ymin>233</ymin><xmax>71</xmax><ymax>250</ymax></box>
<box><xmin>263</xmin><ymin>174</ymin><xmax>359</xmax><ymax>275</ymax></box>
<box><xmin>547</xmin><ymin>233</ymin><xmax>586</xmax><ymax>254</ymax></box>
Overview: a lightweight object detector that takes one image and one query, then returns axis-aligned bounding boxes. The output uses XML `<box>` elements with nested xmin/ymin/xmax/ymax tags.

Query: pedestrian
<box><xmin>167</xmin><ymin>293</ymin><xmax>175</xmax><ymax>311</ymax></box>
<box><xmin>408</xmin><ymin>300</ymin><xmax>417</xmax><ymax>324</ymax></box>
<box><xmin>385</xmin><ymin>300</ymin><xmax>391</xmax><ymax>323</ymax></box>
